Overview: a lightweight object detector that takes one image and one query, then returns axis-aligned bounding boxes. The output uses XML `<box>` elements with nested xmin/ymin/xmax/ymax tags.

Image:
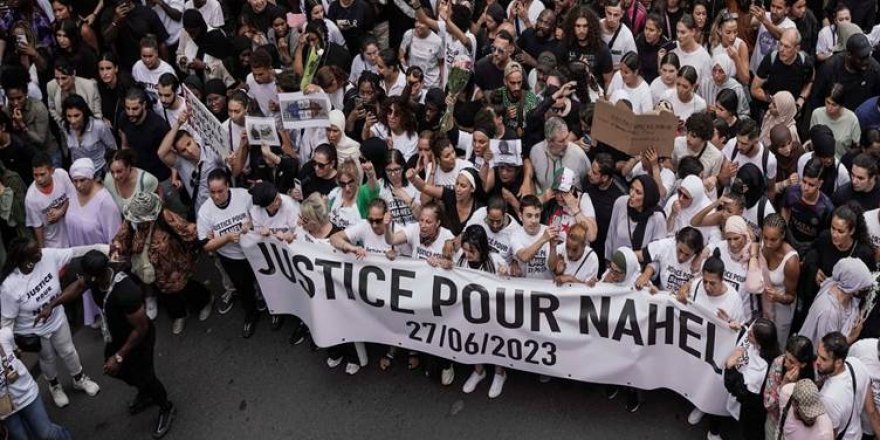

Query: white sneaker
<box><xmin>707</xmin><ymin>432</ymin><xmax>722</xmax><ymax>440</ymax></box>
<box><xmin>441</xmin><ymin>365</ymin><xmax>455</xmax><ymax>386</ymax></box>
<box><xmin>172</xmin><ymin>318</ymin><xmax>185</xmax><ymax>335</ymax></box>
<box><xmin>326</xmin><ymin>356</ymin><xmax>343</xmax><ymax>368</ymax></box>
<box><xmin>49</xmin><ymin>383</ymin><xmax>69</xmax><ymax>408</ymax></box>
<box><xmin>198</xmin><ymin>295</ymin><xmax>214</xmax><ymax>321</ymax></box>
<box><xmin>462</xmin><ymin>370</ymin><xmax>486</xmax><ymax>393</ymax></box>
<box><xmin>488</xmin><ymin>373</ymin><xmax>507</xmax><ymax>399</ymax></box>
<box><xmin>344</xmin><ymin>362</ymin><xmax>360</xmax><ymax>375</ymax></box>
<box><xmin>72</xmin><ymin>375</ymin><xmax>100</xmax><ymax>396</ymax></box>
<box><xmin>145</xmin><ymin>297</ymin><xmax>158</xmax><ymax>320</ymax></box>
<box><xmin>688</xmin><ymin>408</ymin><xmax>706</xmax><ymax>425</ymax></box>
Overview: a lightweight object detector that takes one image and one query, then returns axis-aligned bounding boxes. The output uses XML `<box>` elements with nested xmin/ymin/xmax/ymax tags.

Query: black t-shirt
<box><xmin>813</xmin><ymin>232</ymin><xmax>877</xmax><ymax>276</ymax></box>
<box><xmin>119</xmin><ymin>112</ymin><xmax>172</xmax><ymax>181</ymax></box>
<box><xmin>782</xmin><ymin>185</ymin><xmax>835</xmax><ymax>245</ymax></box>
<box><xmin>0</xmin><ymin>135</ymin><xmax>35</xmax><ymax>186</ymax></box>
<box><xmin>99</xmin><ymin>5</ymin><xmax>169</xmax><ymax>69</ymax></box>
<box><xmin>517</xmin><ymin>29</ymin><xmax>564</xmax><ymax>61</ymax></box>
<box><xmin>811</xmin><ymin>54</ymin><xmax>880</xmax><ymax>110</ymax></box>
<box><xmin>585</xmin><ymin>179</ymin><xmax>627</xmax><ymax>266</ymax></box>
<box><xmin>755</xmin><ymin>52</ymin><xmax>814</xmax><ymax>107</ymax></box>
<box><xmin>563</xmin><ymin>41</ymin><xmax>613</xmax><ymax>83</ymax></box>
<box><xmin>441</xmin><ymin>187</ymin><xmax>485</xmax><ymax>236</ymax></box>
<box><xmin>242</xmin><ymin>3</ymin><xmax>286</xmax><ymax>33</ymax></box>
<box><xmin>473</xmin><ymin>57</ymin><xmax>505</xmax><ymax>92</ymax></box>
<box><xmin>831</xmin><ymin>182</ymin><xmax>880</xmax><ymax>211</ymax></box>
<box><xmin>298</xmin><ymin>161</ymin><xmax>338</xmax><ymax>197</ymax></box>
<box><xmin>636</xmin><ymin>35</ymin><xmax>666</xmax><ymax>84</ymax></box>
<box><xmin>327</xmin><ymin>0</ymin><xmax>372</xmax><ymax>53</ymax></box>
<box><xmin>95</xmin><ymin>274</ymin><xmax>145</xmax><ymax>354</ymax></box>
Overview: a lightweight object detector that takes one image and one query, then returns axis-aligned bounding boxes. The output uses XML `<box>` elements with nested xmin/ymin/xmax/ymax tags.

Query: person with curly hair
<box><xmin>561</xmin><ymin>5</ymin><xmax>613</xmax><ymax>91</ymax></box>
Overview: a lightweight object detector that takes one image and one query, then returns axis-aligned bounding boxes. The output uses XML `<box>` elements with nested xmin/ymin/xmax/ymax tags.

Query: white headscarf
<box><xmin>608</xmin><ymin>247</ymin><xmax>640</xmax><ymax>286</ymax></box>
<box><xmin>328</xmin><ymin>109</ymin><xmax>361</xmax><ymax>161</ymax></box>
<box><xmin>712</xmin><ymin>52</ymin><xmax>736</xmax><ymax>84</ymax></box>
<box><xmin>668</xmin><ymin>175</ymin><xmax>711</xmax><ymax>234</ymax></box>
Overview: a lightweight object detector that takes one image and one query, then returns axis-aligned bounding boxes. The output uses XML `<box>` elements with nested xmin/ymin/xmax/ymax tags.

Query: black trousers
<box><xmin>218</xmin><ymin>255</ymin><xmax>257</xmax><ymax>320</ymax></box>
<box><xmin>105</xmin><ymin>325</ymin><xmax>169</xmax><ymax>408</ymax></box>
<box><xmin>161</xmin><ymin>279</ymin><xmax>212</xmax><ymax>319</ymax></box>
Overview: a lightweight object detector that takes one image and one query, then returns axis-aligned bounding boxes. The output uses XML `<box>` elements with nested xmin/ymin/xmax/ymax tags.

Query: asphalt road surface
<box><xmin>39</xmin><ymin>279</ymin><xmax>741</xmax><ymax>440</ymax></box>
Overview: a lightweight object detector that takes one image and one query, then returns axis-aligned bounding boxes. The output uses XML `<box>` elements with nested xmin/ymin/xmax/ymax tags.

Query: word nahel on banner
<box><xmin>241</xmin><ymin>236</ymin><xmax>738</xmax><ymax>415</ymax></box>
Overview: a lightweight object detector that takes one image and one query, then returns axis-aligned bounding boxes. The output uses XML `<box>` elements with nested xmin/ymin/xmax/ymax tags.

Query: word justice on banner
<box><xmin>241</xmin><ymin>236</ymin><xmax>738</xmax><ymax>415</ymax></box>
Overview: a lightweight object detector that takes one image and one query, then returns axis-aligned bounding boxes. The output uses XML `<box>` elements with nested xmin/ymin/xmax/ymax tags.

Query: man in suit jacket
<box><xmin>46</xmin><ymin>60</ymin><xmax>103</xmax><ymax>126</ymax></box>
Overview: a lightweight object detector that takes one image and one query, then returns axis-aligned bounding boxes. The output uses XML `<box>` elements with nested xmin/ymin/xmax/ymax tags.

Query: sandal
<box><xmin>379</xmin><ymin>352</ymin><xmax>394</xmax><ymax>371</ymax></box>
<box><xmin>407</xmin><ymin>351</ymin><xmax>420</xmax><ymax>370</ymax></box>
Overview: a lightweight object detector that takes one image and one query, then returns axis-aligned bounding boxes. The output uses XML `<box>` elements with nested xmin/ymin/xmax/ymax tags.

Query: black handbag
<box><xmin>13</xmin><ymin>334</ymin><xmax>41</xmax><ymax>353</ymax></box>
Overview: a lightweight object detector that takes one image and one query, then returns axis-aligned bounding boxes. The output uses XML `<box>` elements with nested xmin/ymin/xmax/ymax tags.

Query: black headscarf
<box><xmin>735</xmin><ymin>163</ymin><xmax>766</xmax><ymax>209</ymax></box>
<box><xmin>627</xmin><ymin>174</ymin><xmax>662</xmax><ymax>250</ymax></box>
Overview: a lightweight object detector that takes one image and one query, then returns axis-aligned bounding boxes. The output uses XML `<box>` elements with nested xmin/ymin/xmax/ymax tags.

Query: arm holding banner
<box><xmin>330</xmin><ymin>230</ymin><xmax>367</xmax><ymax>259</ymax></box>
<box><xmin>384</xmin><ymin>214</ymin><xmax>408</xmax><ymax>247</ymax></box>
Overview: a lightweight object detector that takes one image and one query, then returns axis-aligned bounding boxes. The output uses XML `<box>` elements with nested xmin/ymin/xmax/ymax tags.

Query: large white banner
<box><xmin>242</xmin><ymin>236</ymin><xmax>738</xmax><ymax>415</ymax></box>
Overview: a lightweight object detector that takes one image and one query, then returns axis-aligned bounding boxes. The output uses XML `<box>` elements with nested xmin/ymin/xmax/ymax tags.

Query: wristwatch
<box><xmin>114</xmin><ymin>353</ymin><xmax>124</xmax><ymax>364</ymax></box>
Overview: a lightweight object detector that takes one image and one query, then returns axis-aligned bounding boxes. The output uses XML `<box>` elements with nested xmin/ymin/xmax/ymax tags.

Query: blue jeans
<box><xmin>4</xmin><ymin>397</ymin><xmax>71</xmax><ymax>440</ymax></box>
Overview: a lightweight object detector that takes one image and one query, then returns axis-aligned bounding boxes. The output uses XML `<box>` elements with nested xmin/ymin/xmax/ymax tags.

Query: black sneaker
<box><xmin>289</xmin><ymin>323</ymin><xmax>306</xmax><ymax>345</ymax></box>
<box><xmin>128</xmin><ymin>394</ymin><xmax>155</xmax><ymax>415</ymax></box>
<box><xmin>152</xmin><ymin>402</ymin><xmax>175</xmax><ymax>439</ymax></box>
<box><xmin>625</xmin><ymin>393</ymin><xmax>641</xmax><ymax>413</ymax></box>
<box><xmin>604</xmin><ymin>386</ymin><xmax>619</xmax><ymax>400</ymax></box>
<box><xmin>217</xmin><ymin>291</ymin><xmax>235</xmax><ymax>315</ymax></box>
<box><xmin>270</xmin><ymin>315</ymin><xmax>284</xmax><ymax>331</ymax></box>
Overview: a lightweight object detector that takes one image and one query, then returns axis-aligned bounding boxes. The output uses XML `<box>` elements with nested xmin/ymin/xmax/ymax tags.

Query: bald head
<box><xmin>770</xmin><ymin>124</ymin><xmax>792</xmax><ymax>147</ymax></box>
<box><xmin>781</xmin><ymin>28</ymin><xmax>801</xmax><ymax>45</ymax></box>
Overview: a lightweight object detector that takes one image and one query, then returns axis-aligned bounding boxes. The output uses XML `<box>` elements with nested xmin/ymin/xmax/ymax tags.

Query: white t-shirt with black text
<box><xmin>25</xmin><ymin>169</ymin><xmax>75</xmax><ymax>248</ymax></box>
<box><xmin>510</xmin><ymin>225</ymin><xmax>553</xmax><ymax>279</ymax></box>
<box><xmin>0</xmin><ymin>248</ymin><xmax>75</xmax><ymax>336</ymax></box>
<box><xmin>197</xmin><ymin>188</ymin><xmax>253</xmax><ymax>259</ymax></box>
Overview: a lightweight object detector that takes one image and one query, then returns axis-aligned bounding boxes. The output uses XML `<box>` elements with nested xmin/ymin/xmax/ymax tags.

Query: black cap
<box><xmin>809</xmin><ymin>124</ymin><xmax>836</xmax><ymax>158</ymax></box>
<box><xmin>249</xmin><ymin>181</ymin><xmax>278</xmax><ymax>208</ymax></box>
<box><xmin>846</xmin><ymin>33</ymin><xmax>872</xmax><ymax>59</ymax></box>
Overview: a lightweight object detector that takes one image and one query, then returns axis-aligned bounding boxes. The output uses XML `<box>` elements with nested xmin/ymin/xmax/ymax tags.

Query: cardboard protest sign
<box><xmin>591</xmin><ymin>100</ymin><xmax>677</xmax><ymax>157</ymax></box>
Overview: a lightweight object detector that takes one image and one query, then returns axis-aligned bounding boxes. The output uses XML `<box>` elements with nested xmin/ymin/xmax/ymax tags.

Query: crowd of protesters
<box><xmin>0</xmin><ymin>0</ymin><xmax>877</xmax><ymax>437</ymax></box>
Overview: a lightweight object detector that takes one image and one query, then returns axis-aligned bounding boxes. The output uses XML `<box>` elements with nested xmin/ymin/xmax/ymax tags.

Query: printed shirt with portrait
<box><xmin>510</xmin><ymin>225</ymin><xmax>553</xmax><ymax>280</ymax></box>
<box><xmin>645</xmin><ymin>237</ymin><xmax>699</xmax><ymax>292</ymax></box>
<box><xmin>197</xmin><ymin>188</ymin><xmax>253</xmax><ymax>259</ymax></box>
<box><xmin>0</xmin><ymin>248</ymin><xmax>75</xmax><ymax>336</ymax></box>
<box><xmin>403</xmin><ymin>223</ymin><xmax>454</xmax><ymax>261</ymax></box>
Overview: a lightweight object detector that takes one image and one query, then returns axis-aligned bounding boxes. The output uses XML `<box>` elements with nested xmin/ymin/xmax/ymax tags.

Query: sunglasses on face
<box><xmin>314</xmin><ymin>160</ymin><xmax>332</xmax><ymax>169</ymax></box>
<box><xmin>338</xmin><ymin>179</ymin><xmax>356</xmax><ymax>188</ymax></box>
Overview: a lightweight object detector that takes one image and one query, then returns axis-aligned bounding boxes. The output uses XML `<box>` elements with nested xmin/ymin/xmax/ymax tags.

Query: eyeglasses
<box><xmin>720</xmin><ymin>12</ymin><xmax>738</xmax><ymax>22</ymax></box>
<box><xmin>314</xmin><ymin>160</ymin><xmax>332</xmax><ymax>169</ymax></box>
<box><xmin>367</xmin><ymin>217</ymin><xmax>384</xmax><ymax>225</ymax></box>
<box><xmin>386</xmin><ymin>167</ymin><xmax>402</xmax><ymax>175</ymax></box>
<box><xmin>338</xmin><ymin>179</ymin><xmax>356</xmax><ymax>188</ymax></box>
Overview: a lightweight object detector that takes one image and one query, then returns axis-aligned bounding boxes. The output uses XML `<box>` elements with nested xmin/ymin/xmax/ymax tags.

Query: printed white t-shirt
<box><xmin>25</xmin><ymin>168</ymin><xmax>75</xmax><ymax>248</ymax></box>
<box><xmin>403</xmin><ymin>223</ymin><xmax>454</xmax><ymax>261</ymax></box>
<box><xmin>250</xmin><ymin>194</ymin><xmax>300</xmax><ymax>236</ymax></box>
<box><xmin>510</xmin><ymin>225</ymin><xmax>553</xmax><ymax>280</ymax></box>
<box><xmin>466</xmin><ymin>207</ymin><xmax>523</xmax><ymax>263</ymax></box>
<box><xmin>645</xmin><ymin>237</ymin><xmax>699</xmax><ymax>292</ymax></box>
<box><xmin>344</xmin><ymin>220</ymin><xmax>393</xmax><ymax>255</ymax></box>
<box><xmin>197</xmin><ymin>188</ymin><xmax>253</xmax><ymax>259</ymax></box>
<box><xmin>0</xmin><ymin>248</ymin><xmax>75</xmax><ymax>336</ymax></box>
